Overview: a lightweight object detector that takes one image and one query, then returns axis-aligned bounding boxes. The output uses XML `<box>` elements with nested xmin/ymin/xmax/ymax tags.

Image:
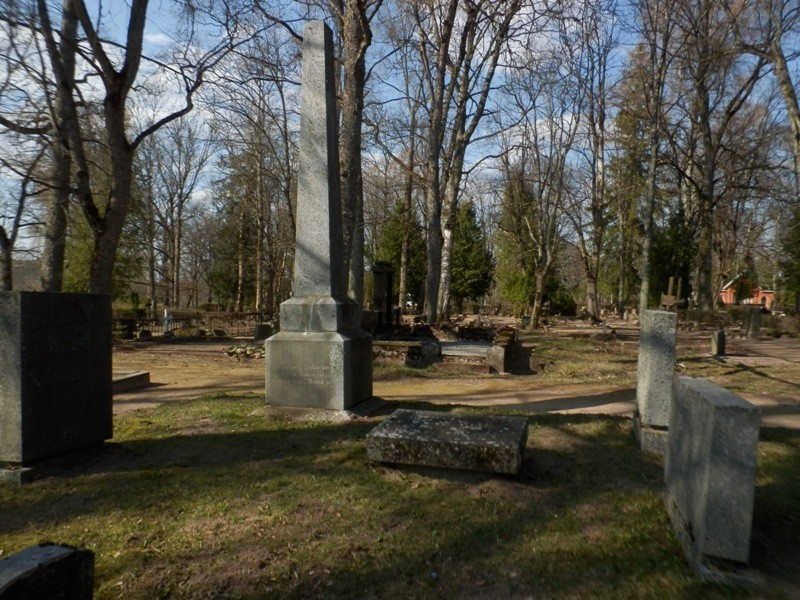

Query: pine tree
<box><xmin>375</xmin><ymin>203</ymin><xmax>426</xmax><ymax>309</ymax></box>
<box><xmin>450</xmin><ymin>201</ymin><xmax>494</xmax><ymax>313</ymax></box>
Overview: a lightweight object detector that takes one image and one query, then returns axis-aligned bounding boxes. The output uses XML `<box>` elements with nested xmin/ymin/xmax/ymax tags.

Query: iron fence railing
<box><xmin>113</xmin><ymin>312</ymin><xmax>270</xmax><ymax>339</ymax></box>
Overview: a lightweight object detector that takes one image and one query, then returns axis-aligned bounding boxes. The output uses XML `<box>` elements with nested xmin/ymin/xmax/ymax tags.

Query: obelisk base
<box><xmin>265</xmin><ymin>330</ymin><xmax>373</xmax><ymax>410</ymax></box>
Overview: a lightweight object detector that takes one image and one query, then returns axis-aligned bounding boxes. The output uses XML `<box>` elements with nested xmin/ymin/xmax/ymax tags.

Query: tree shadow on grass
<box><xmin>750</xmin><ymin>427</ymin><xmax>800</xmax><ymax>592</ymax></box>
<box><xmin>0</xmin><ymin>399</ymin><xmax>794</xmax><ymax>598</ymax></box>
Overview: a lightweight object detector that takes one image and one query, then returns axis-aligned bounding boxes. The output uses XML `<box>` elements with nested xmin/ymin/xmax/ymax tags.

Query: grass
<box><xmin>2</xmin><ymin>392</ymin><xmax>798</xmax><ymax>599</ymax></box>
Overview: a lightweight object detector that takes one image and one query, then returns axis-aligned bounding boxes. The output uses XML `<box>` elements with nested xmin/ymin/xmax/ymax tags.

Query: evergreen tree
<box><xmin>734</xmin><ymin>253</ymin><xmax>759</xmax><ymax>304</ymax></box>
<box><xmin>779</xmin><ymin>206</ymin><xmax>800</xmax><ymax>310</ymax></box>
<box><xmin>648</xmin><ymin>208</ymin><xmax>695</xmax><ymax>307</ymax></box>
<box><xmin>450</xmin><ymin>201</ymin><xmax>494</xmax><ymax>313</ymax></box>
<box><xmin>375</xmin><ymin>203</ymin><xmax>426</xmax><ymax>308</ymax></box>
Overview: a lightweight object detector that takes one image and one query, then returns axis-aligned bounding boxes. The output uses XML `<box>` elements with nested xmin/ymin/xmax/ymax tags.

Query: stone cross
<box><xmin>293</xmin><ymin>21</ymin><xmax>344</xmax><ymax>298</ymax></box>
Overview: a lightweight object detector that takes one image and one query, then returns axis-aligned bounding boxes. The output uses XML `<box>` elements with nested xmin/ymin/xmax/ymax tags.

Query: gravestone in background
<box><xmin>0</xmin><ymin>292</ymin><xmax>112</xmax><ymax>478</ymax></box>
<box><xmin>633</xmin><ymin>309</ymin><xmax>677</xmax><ymax>456</ymax></box>
<box><xmin>746</xmin><ymin>307</ymin><xmax>761</xmax><ymax>338</ymax></box>
<box><xmin>264</xmin><ymin>21</ymin><xmax>372</xmax><ymax>410</ymax></box>
<box><xmin>371</xmin><ymin>261</ymin><xmax>394</xmax><ymax>332</ymax></box>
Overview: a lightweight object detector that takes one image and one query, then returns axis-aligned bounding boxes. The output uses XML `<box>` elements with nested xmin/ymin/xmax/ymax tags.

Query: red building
<box><xmin>719</xmin><ymin>278</ymin><xmax>775</xmax><ymax>310</ymax></box>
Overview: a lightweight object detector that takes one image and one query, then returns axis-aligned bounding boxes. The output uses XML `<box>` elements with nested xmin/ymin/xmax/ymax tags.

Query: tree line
<box><xmin>1</xmin><ymin>0</ymin><xmax>799</xmax><ymax>324</ymax></box>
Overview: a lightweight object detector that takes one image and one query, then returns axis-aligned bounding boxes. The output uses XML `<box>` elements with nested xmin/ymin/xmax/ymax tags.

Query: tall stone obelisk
<box><xmin>264</xmin><ymin>21</ymin><xmax>372</xmax><ymax>410</ymax></box>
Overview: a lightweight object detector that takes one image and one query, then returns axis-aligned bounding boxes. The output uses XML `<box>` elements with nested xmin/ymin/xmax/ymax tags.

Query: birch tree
<box><xmin>409</xmin><ymin>0</ymin><xmax>524</xmax><ymax>321</ymax></box>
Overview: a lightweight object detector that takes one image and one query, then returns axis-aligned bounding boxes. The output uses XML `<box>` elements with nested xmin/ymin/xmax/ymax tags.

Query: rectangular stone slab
<box><xmin>366</xmin><ymin>409</ymin><xmax>528</xmax><ymax>474</ymax></box>
<box><xmin>665</xmin><ymin>376</ymin><xmax>760</xmax><ymax>565</ymax></box>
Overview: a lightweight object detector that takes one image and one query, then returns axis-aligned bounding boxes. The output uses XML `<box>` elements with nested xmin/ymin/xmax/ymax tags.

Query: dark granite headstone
<box><xmin>0</xmin><ymin>292</ymin><xmax>112</xmax><ymax>469</ymax></box>
<box><xmin>372</xmin><ymin>261</ymin><xmax>394</xmax><ymax>331</ymax></box>
<box><xmin>0</xmin><ymin>545</ymin><xmax>94</xmax><ymax>600</ymax></box>
<box><xmin>746</xmin><ymin>308</ymin><xmax>761</xmax><ymax>339</ymax></box>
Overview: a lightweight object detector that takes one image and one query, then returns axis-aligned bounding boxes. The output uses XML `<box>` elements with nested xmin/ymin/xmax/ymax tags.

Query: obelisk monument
<box><xmin>264</xmin><ymin>21</ymin><xmax>372</xmax><ymax>410</ymax></box>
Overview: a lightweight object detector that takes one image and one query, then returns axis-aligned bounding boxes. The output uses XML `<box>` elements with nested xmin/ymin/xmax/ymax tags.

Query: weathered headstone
<box><xmin>264</xmin><ymin>21</ymin><xmax>372</xmax><ymax>410</ymax></box>
<box><xmin>1</xmin><ymin>292</ymin><xmax>112</xmax><ymax>483</ymax></box>
<box><xmin>746</xmin><ymin>307</ymin><xmax>761</xmax><ymax>339</ymax></box>
<box><xmin>633</xmin><ymin>309</ymin><xmax>677</xmax><ymax>456</ymax></box>
<box><xmin>710</xmin><ymin>329</ymin><xmax>726</xmax><ymax>356</ymax></box>
<box><xmin>371</xmin><ymin>261</ymin><xmax>394</xmax><ymax>332</ymax></box>
<box><xmin>366</xmin><ymin>409</ymin><xmax>528</xmax><ymax>475</ymax></box>
<box><xmin>0</xmin><ymin>545</ymin><xmax>94</xmax><ymax>600</ymax></box>
<box><xmin>665</xmin><ymin>377</ymin><xmax>760</xmax><ymax>576</ymax></box>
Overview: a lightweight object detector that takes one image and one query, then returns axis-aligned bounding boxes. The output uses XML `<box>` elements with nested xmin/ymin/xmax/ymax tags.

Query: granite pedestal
<box><xmin>366</xmin><ymin>409</ymin><xmax>529</xmax><ymax>475</ymax></box>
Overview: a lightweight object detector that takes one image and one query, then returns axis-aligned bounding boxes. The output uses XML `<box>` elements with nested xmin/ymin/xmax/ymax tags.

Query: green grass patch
<box><xmin>1</xmin><ymin>395</ymin><xmax>797</xmax><ymax>598</ymax></box>
<box><xmin>517</xmin><ymin>332</ymin><xmax>640</xmax><ymax>388</ymax></box>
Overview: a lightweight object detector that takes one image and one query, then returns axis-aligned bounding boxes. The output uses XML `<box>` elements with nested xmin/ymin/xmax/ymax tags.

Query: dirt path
<box><xmin>112</xmin><ymin>339</ymin><xmax>635</xmax><ymax>415</ymax></box>
<box><xmin>113</xmin><ymin>334</ymin><xmax>800</xmax><ymax>428</ymax></box>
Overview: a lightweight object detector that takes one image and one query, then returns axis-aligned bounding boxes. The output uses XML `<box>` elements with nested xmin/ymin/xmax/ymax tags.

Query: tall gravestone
<box><xmin>633</xmin><ymin>309</ymin><xmax>677</xmax><ymax>456</ymax></box>
<box><xmin>264</xmin><ymin>21</ymin><xmax>372</xmax><ymax>410</ymax></box>
<box><xmin>0</xmin><ymin>292</ymin><xmax>112</xmax><ymax>482</ymax></box>
<box><xmin>665</xmin><ymin>377</ymin><xmax>760</xmax><ymax>574</ymax></box>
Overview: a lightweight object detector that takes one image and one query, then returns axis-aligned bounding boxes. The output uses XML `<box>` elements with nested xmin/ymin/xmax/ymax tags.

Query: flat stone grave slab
<box><xmin>112</xmin><ymin>370</ymin><xmax>151</xmax><ymax>394</ymax></box>
<box><xmin>366</xmin><ymin>409</ymin><xmax>528</xmax><ymax>474</ymax></box>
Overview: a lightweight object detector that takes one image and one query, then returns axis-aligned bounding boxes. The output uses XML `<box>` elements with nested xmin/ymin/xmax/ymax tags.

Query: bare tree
<box><xmin>497</xmin><ymin>52</ymin><xmax>579</xmax><ymax>327</ymax></box>
<box><xmin>725</xmin><ymin>0</ymin><xmax>800</xmax><ymax>198</ymax></box>
<box><xmin>0</xmin><ymin>0</ymin><xmax>251</xmax><ymax>295</ymax></box>
<box><xmin>631</xmin><ymin>0</ymin><xmax>677</xmax><ymax>311</ymax></box>
<box><xmin>664</xmin><ymin>0</ymin><xmax>766</xmax><ymax>309</ymax></box>
<box><xmin>408</xmin><ymin>0</ymin><xmax>525</xmax><ymax>321</ymax></box>
<box><xmin>557</xmin><ymin>0</ymin><xmax>620</xmax><ymax>318</ymax></box>
<box><xmin>206</xmin><ymin>23</ymin><xmax>301</xmax><ymax>315</ymax></box>
<box><xmin>133</xmin><ymin>118</ymin><xmax>211</xmax><ymax>310</ymax></box>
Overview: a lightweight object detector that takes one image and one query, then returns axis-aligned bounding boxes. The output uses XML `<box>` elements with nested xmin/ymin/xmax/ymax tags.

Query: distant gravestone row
<box><xmin>634</xmin><ymin>309</ymin><xmax>761</xmax><ymax>580</ymax></box>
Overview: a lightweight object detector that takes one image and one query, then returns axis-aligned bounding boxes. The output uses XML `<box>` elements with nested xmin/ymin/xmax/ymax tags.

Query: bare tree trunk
<box><xmin>771</xmin><ymin>43</ymin><xmax>800</xmax><ymax>197</ymax></box>
<box><xmin>38</xmin><ymin>0</ymin><xmax>77</xmax><ymax>292</ymax></box>
<box><xmin>638</xmin><ymin>129</ymin><xmax>660</xmax><ymax>311</ymax></box>
<box><xmin>0</xmin><ymin>237</ymin><xmax>11</xmax><ymax>291</ymax></box>
<box><xmin>236</xmin><ymin>215</ymin><xmax>246</xmax><ymax>313</ymax></box>
<box><xmin>398</xmin><ymin>125</ymin><xmax>416</xmax><ymax>315</ymax></box>
<box><xmin>255</xmin><ymin>160</ymin><xmax>265</xmax><ymax>312</ymax></box>
<box><xmin>338</xmin><ymin>0</ymin><xmax>379</xmax><ymax>308</ymax></box>
<box><xmin>172</xmin><ymin>206</ymin><xmax>183</xmax><ymax>307</ymax></box>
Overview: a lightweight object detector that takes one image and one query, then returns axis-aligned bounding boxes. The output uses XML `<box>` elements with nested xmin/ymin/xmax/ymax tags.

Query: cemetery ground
<box><xmin>2</xmin><ymin>321</ymin><xmax>800</xmax><ymax>598</ymax></box>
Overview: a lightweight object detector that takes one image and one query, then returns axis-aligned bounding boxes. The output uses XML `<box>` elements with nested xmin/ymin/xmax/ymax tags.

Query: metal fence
<box><xmin>113</xmin><ymin>311</ymin><xmax>270</xmax><ymax>339</ymax></box>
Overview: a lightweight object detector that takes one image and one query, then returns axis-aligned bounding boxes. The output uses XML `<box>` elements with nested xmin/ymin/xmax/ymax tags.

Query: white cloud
<box><xmin>144</xmin><ymin>32</ymin><xmax>172</xmax><ymax>47</ymax></box>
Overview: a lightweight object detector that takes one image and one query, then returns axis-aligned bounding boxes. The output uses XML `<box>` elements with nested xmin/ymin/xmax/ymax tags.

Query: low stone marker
<box><xmin>0</xmin><ymin>545</ymin><xmax>94</xmax><ymax>599</ymax></box>
<box><xmin>710</xmin><ymin>329</ymin><xmax>726</xmax><ymax>356</ymax></box>
<box><xmin>746</xmin><ymin>307</ymin><xmax>761</xmax><ymax>339</ymax></box>
<box><xmin>366</xmin><ymin>409</ymin><xmax>528</xmax><ymax>475</ymax></box>
<box><xmin>665</xmin><ymin>376</ymin><xmax>760</xmax><ymax>576</ymax></box>
<box><xmin>633</xmin><ymin>309</ymin><xmax>677</xmax><ymax>456</ymax></box>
